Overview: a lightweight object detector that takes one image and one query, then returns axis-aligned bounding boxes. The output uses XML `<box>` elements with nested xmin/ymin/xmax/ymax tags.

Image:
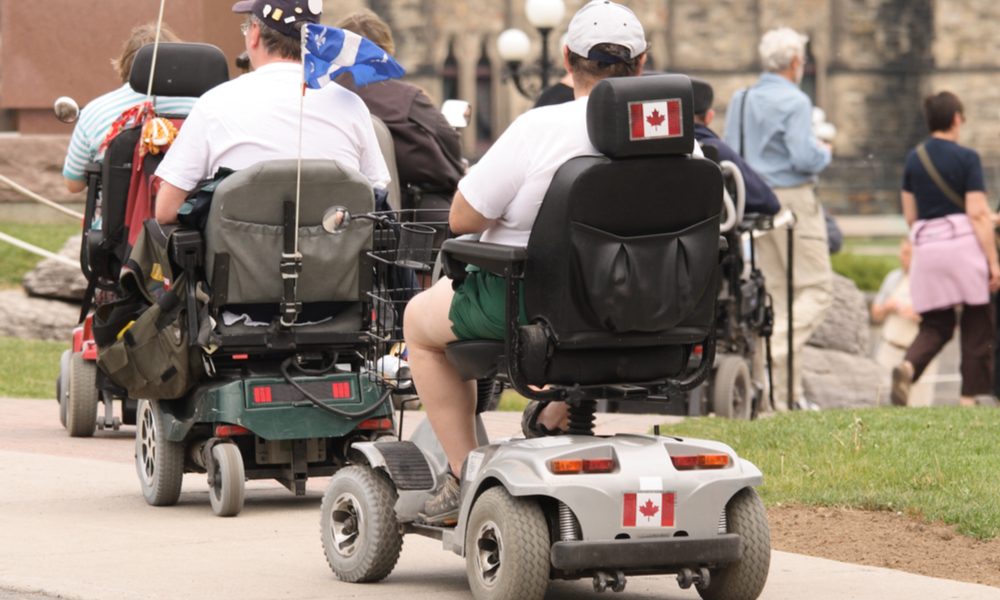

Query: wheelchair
<box><xmin>319</xmin><ymin>75</ymin><xmax>770</xmax><ymax>600</ymax></box>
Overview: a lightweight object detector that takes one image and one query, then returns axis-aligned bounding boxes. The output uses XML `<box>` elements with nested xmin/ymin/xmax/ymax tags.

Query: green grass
<box><xmin>661</xmin><ymin>407</ymin><xmax>1000</xmax><ymax>540</ymax></box>
<box><xmin>0</xmin><ymin>221</ymin><xmax>80</xmax><ymax>287</ymax></box>
<box><xmin>831</xmin><ymin>250</ymin><xmax>899</xmax><ymax>291</ymax></box>
<box><xmin>0</xmin><ymin>336</ymin><xmax>71</xmax><ymax>398</ymax></box>
<box><xmin>497</xmin><ymin>389</ymin><xmax>530</xmax><ymax>412</ymax></box>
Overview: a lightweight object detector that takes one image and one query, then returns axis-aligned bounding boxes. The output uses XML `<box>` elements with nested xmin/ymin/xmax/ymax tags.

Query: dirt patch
<box><xmin>768</xmin><ymin>504</ymin><xmax>1000</xmax><ymax>588</ymax></box>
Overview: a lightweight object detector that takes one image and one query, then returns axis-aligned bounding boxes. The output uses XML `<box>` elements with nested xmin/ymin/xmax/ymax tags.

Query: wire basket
<box><xmin>365</xmin><ymin>208</ymin><xmax>449</xmax><ymax>389</ymax></box>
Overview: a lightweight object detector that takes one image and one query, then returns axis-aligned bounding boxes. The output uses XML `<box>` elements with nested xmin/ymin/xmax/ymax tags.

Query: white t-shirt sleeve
<box><xmin>356</xmin><ymin>112</ymin><xmax>391</xmax><ymax>191</ymax></box>
<box><xmin>154</xmin><ymin>101</ymin><xmax>212</xmax><ymax>191</ymax></box>
<box><xmin>457</xmin><ymin>119</ymin><xmax>530</xmax><ymax>220</ymax></box>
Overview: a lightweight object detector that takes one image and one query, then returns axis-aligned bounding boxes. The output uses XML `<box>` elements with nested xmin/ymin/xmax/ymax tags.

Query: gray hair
<box><xmin>758</xmin><ymin>27</ymin><xmax>808</xmax><ymax>73</ymax></box>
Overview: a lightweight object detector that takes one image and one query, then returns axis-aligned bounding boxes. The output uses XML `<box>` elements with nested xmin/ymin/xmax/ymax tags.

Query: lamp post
<box><xmin>497</xmin><ymin>0</ymin><xmax>566</xmax><ymax>99</ymax></box>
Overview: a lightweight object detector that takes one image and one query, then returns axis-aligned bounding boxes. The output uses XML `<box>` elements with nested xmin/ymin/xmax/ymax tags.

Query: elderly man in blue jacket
<box><xmin>722</xmin><ymin>27</ymin><xmax>834</xmax><ymax>412</ymax></box>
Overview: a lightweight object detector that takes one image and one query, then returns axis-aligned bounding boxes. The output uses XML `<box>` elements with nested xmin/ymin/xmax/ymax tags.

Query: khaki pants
<box><xmin>757</xmin><ymin>185</ymin><xmax>833</xmax><ymax>411</ymax></box>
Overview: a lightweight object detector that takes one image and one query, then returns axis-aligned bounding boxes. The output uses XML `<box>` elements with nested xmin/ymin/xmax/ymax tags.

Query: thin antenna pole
<box><xmin>294</xmin><ymin>32</ymin><xmax>306</xmax><ymax>254</ymax></box>
<box><xmin>145</xmin><ymin>0</ymin><xmax>167</xmax><ymax>103</ymax></box>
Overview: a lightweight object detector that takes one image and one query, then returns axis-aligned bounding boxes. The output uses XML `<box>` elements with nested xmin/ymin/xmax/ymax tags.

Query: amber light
<box><xmin>215</xmin><ymin>424</ymin><xmax>250</xmax><ymax>437</ymax></box>
<box><xmin>358</xmin><ymin>418</ymin><xmax>393</xmax><ymax>430</ymax></box>
<box><xmin>551</xmin><ymin>459</ymin><xmax>583</xmax><ymax>473</ymax></box>
<box><xmin>672</xmin><ymin>454</ymin><xmax>729</xmax><ymax>470</ymax></box>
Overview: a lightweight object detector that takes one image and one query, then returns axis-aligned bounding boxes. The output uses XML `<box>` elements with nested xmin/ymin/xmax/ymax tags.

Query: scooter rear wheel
<box><xmin>465</xmin><ymin>486</ymin><xmax>549</xmax><ymax>600</ymax></box>
<box><xmin>711</xmin><ymin>356</ymin><xmax>752</xmax><ymax>420</ymax></box>
<box><xmin>209</xmin><ymin>443</ymin><xmax>245</xmax><ymax>517</ymax></box>
<box><xmin>321</xmin><ymin>465</ymin><xmax>402</xmax><ymax>582</ymax></box>
<box><xmin>66</xmin><ymin>352</ymin><xmax>99</xmax><ymax>437</ymax></box>
<box><xmin>697</xmin><ymin>487</ymin><xmax>771</xmax><ymax>600</ymax></box>
<box><xmin>135</xmin><ymin>399</ymin><xmax>184</xmax><ymax>506</ymax></box>
<box><xmin>56</xmin><ymin>349</ymin><xmax>71</xmax><ymax>428</ymax></box>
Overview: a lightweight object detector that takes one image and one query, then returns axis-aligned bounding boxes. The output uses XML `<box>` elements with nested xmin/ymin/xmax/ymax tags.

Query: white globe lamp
<box><xmin>525</xmin><ymin>0</ymin><xmax>565</xmax><ymax>29</ymax></box>
<box><xmin>497</xmin><ymin>28</ymin><xmax>531</xmax><ymax>63</ymax></box>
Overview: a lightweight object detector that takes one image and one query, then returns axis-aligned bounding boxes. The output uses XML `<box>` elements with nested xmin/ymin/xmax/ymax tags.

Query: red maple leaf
<box><xmin>646</xmin><ymin>109</ymin><xmax>666</xmax><ymax>130</ymax></box>
<box><xmin>639</xmin><ymin>498</ymin><xmax>659</xmax><ymax>520</ymax></box>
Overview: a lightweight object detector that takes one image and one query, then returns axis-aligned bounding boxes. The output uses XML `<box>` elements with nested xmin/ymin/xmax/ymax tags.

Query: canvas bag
<box><xmin>92</xmin><ymin>220</ymin><xmax>206</xmax><ymax>399</ymax></box>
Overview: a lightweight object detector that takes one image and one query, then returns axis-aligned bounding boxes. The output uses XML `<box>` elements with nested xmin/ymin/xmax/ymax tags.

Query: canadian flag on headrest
<box><xmin>629</xmin><ymin>99</ymin><xmax>682</xmax><ymax>140</ymax></box>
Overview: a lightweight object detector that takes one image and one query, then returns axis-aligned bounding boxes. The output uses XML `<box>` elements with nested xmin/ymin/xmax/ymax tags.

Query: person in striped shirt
<box><xmin>62</xmin><ymin>22</ymin><xmax>198</xmax><ymax>194</ymax></box>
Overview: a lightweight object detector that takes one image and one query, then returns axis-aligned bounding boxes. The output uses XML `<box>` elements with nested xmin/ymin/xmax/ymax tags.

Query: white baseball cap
<box><xmin>566</xmin><ymin>0</ymin><xmax>647</xmax><ymax>63</ymax></box>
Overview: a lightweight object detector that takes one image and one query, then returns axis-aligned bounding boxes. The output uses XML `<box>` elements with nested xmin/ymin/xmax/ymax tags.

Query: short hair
<box><xmin>568</xmin><ymin>43</ymin><xmax>644</xmax><ymax>88</ymax></box>
<box><xmin>923</xmin><ymin>91</ymin><xmax>964</xmax><ymax>133</ymax></box>
<box><xmin>336</xmin><ymin>10</ymin><xmax>395</xmax><ymax>56</ymax></box>
<box><xmin>758</xmin><ymin>27</ymin><xmax>807</xmax><ymax>73</ymax></box>
<box><xmin>690</xmin><ymin>77</ymin><xmax>714</xmax><ymax>118</ymax></box>
<box><xmin>250</xmin><ymin>14</ymin><xmax>302</xmax><ymax>61</ymax></box>
<box><xmin>112</xmin><ymin>22</ymin><xmax>182</xmax><ymax>83</ymax></box>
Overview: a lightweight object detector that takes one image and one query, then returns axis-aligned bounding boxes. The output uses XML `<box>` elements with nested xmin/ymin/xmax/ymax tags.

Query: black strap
<box><xmin>739</xmin><ymin>87</ymin><xmax>750</xmax><ymax>159</ymax></box>
<box><xmin>915</xmin><ymin>142</ymin><xmax>965</xmax><ymax>209</ymax></box>
<box><xmin>78</xmin><ymin>278</ymin><xmax>97</xmax><ymax>325</ymax></box>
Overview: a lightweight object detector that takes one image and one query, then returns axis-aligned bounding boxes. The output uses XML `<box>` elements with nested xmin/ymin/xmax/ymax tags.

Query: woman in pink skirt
<box><xmin>894</xmin><ymin>92</ymin><xmax>1000</xmax><ymax>407</ymax></box>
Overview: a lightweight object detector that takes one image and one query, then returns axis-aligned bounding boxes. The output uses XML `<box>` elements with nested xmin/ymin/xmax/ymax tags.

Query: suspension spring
<box><xmin>559</xmin><ymin>501</ymin><xmax>582</xmax><ymax>541</ymax></box>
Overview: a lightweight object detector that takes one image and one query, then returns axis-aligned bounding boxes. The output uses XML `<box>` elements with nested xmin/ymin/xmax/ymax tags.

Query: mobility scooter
<box><xmin>318</xmin><ymin>75</ymin><xmax>771</xmax><ymax>600</ymax></box>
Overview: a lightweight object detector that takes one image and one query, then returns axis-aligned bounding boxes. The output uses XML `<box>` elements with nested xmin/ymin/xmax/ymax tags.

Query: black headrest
<box><xmin>130</xmin><ymin>43</ymin><xmax>230</xmax><ymax>98</ymax></box>
<box><xmin>587</xmin><ymin>74</ymin><xmax>695</xmax><ymax>158</ymax></box>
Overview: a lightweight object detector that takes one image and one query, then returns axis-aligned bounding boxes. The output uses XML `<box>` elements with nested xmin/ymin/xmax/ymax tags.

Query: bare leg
<box><xmin>404</xmin><ymin>277</ymin><xmax>477</xmax><ymax>476</ymax></box>
<box><xmin>536</xmin><ymin>401</ymin><xmax>570</xmax><ymax>430</ymax></box>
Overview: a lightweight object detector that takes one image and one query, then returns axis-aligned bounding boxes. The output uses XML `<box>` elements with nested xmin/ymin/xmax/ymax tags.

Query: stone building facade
<box><xmin>324</xmin><ymin>0</ymin><xmax>1000</xmax><ymax>214</ymax></box>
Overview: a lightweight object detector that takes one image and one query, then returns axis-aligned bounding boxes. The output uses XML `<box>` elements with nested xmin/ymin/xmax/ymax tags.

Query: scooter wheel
<box><xmin>56</xmin><ymin>349</ymin><xmax>71</xmax><ymax>428</ymax></box>
<box><xmin>465</xmin><ymin>486</ymin><xmax>549</xmax><ymax>600</ymax></box>
<box><xmin>711</xmin><ymin>356</ymin><xmax>752</xmax><ymax>420</ymax></box>
<box><xmin>321</xmin><ymin>465</ymin><xmax>402</xmax><ymax>582</ymax></box>
<box><xmin>209</xmin><ymin>443</ymin><xmax>245</xmax><ymax>517</ymax></box>
<box><xmin>135</xmin><ymin>399</ymin><xmax>184</xmax><ymax>506</ymax></box>
<box><xmin>696</xmin><ymin>487</ymin><xmax>770</xmax><ymax>600</ymax></box>
<box><xmin>66</xmin><ymin>352</ymin><xmax>99</xmax><ymax>437</ymax></box>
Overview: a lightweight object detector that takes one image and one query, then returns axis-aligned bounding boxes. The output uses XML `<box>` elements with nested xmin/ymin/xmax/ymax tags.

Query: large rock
<box><xmin>0</xmin><ymin>289</ymin><xmax>79</xmax><ymax>341</ymax></box>
<box><xmin>22</xmin><ymin>235</ymin><xmax>87</xmax><ymax>301</ymax></box>
<box><xmin>806</xmin><ymin>273</ymin><xmax>870</xmax><ymax>356</ymax></box>
<box><xmin>802</xmin><ymin>346</ymin><xmax>891</xmax><ymax>409</ymax></box>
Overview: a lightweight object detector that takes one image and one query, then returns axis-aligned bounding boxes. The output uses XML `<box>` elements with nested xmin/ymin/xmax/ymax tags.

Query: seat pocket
<box><xmin>569</xmin><ymin>216</ymin><xmax>718</xmax><ymax>332</ymax></box>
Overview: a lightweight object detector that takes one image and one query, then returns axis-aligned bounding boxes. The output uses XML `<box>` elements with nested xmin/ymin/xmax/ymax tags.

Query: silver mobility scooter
<box><xmin>319</xmin><ymin>76</ymin><xmax>770</xmax><ymax>600</ymax></box>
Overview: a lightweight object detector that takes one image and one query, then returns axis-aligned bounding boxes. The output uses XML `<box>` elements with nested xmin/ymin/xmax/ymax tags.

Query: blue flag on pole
<box><xmin>302</xmin><ymin>24</ymin><xmax>406</xmax><ymax>88</ymax></box>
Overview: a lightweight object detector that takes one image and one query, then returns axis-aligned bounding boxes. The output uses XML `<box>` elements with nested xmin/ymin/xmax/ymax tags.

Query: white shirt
<box><xmin>459</xmin><ymin>96</ymin><xmax>703</xmax><ymax>247</ymax></box>
<box><xmin>156</xmin><ymin>62</ymin><xmax>390</xmax><ymax>192</ymax></box>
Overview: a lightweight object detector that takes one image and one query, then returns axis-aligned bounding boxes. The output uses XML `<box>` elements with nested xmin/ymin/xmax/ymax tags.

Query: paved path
<box><xmin>1</xmin><ymin>398</ymin><xmax>998</xmax><ymax>600</ymax></box>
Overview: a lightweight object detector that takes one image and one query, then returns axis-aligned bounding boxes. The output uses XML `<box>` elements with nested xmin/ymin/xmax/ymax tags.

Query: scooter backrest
<box><xmin>129</xmin><ymin>42</ymin><xmax>230</xmax><ymax>98</ymax></box>
<box><xmin>523</xmin><ymin>74</ymin><xmax>722</xmax><ymax>369</ymax></box>
<box><xmin>203</xmin><ymin>159</ymin><xmax>375</xmax><ymax>306</ymax></box>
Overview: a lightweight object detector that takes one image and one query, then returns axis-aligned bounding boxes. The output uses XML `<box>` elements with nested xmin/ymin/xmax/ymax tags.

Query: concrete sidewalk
<box><xmin>1</xmin><ymin>398</ymin><xmax>997</xmax><ymax>600</ymax></box>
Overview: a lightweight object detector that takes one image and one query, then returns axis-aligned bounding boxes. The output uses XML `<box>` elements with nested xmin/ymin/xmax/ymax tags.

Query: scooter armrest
<box><xmin>441</xmin><ymin>239</ymin><xmax>528</xmax><ymax>282</ymax></box>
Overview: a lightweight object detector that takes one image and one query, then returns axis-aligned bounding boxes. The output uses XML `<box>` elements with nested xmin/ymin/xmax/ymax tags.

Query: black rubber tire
<box><xmin>66</xmin><ymin>352</ymin><xmax>99</xmax><ymax>437</ymax></box>
<box><xmin>57</xmin><ymin>349</ymin><xmax>71</xmax><ymax>428</ymax></box>
<box><xmin>135</xmin><ymin>399</ymin><xmax>184</xmax><ymax>506</ymax></box>
<box><xmin>465</xmin><ymin>486</ymin><xmax>550</xmax><ymax>600</ymax></box>
<box><xmin>209</xmin><ymin>443</ymin><xmax>245</xmax><ymax>517</ymax></box>
<box><xmin>321</xmin><ymin>466</ymin><xmax>403</xmax><ymax>583</ymax></box>
<box><xmin>711</xmin><ymin>356</ymin><xmax>752</xmax><ymax>420</ymax></box>
<box><xmin>697</xmin><ymin>487</ymin><xmax>771</xmax><ymax>600</ymax></box>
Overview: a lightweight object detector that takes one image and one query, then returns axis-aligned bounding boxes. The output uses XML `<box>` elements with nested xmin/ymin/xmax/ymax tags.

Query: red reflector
<box><xmin>551</xmin><ymin>459</ymin><xmax>583</xmax><ymax>473</ymax></box>
<box><xmin>671</xmin><ymin>455</ymin><xmax>698</xmax><ymax>470</ymax></box>
<box><xmin>358</xmin><ymin>418</ymin><xmax>392</xmax><ymax>430</ymax></box>
<box><xmin>693</xmin><ymin>345</ymin><xmax>703</xmax><ymax>355</ymax></box>
<box><xmin>215</xmin><ymin>424</ymin><xmax>250</xmax><ymax>437</ymax></box>
<box><xmin>253</xmin><ymin>386</ymin><xmax>272</xmax><ymax>404</ymax></box>
<box><xmin>332</xmin><ymin>382</ymin><xmax>351</xmax><ymax>399</ymax></box>
<box><xmin>232</xmin><ymin>354</ymin><xmax>248</xmax><ymax>360</ymax></box>
<box><xmin>582</xmin><ymin>458</ymin><xmax>614</xmax><ymax>473</ymax></box>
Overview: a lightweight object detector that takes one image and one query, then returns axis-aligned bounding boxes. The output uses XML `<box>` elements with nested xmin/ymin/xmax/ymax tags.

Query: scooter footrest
<box><xmin>374</xmin><ymin>441</ymin><xmax>435</xmax><ymax>490</ymax></box>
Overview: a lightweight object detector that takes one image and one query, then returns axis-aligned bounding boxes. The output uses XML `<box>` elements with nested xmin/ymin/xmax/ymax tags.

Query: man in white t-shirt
<box><xmin>405</xmin><ymin>0</ymin><xmax>652</xmax><ymax>526</ymax></box>
<box><xmin>154</xmin><ymin>0</ymin><xmax>390</xmax><ymax>224</ymax></box>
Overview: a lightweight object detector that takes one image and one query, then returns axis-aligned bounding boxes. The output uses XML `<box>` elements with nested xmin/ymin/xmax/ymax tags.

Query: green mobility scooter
<box><xmin>318</xmin><ymin>76</ymin><xmax>771</xmax><ymax>600</ymax></box>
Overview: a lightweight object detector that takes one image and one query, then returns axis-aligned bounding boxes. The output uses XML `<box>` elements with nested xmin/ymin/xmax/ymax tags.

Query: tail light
<box><xmin>358</xmin><ymin>418</ymin><xmax>393</xmax><ymax>431</ymax></box>
<box><xmin>550</xmin><ymin>458</ymin><xmax>616</xmax><ymax>474</ymax></box>
<box><xmin>215</xmin><ymin>424</ymin><xmax>250</xmax><ymax>437</ymax></box>
<box><xmin>671</xmin><ymin>454</ymin><xmax>729</xmax><ymax>471</ymax></box>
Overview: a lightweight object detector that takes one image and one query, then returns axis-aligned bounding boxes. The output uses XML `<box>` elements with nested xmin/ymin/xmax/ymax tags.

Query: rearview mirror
<box><xmin>322</xmin><ymin>206</ymin><xmax>351</xmax><ymax>234</ymax></box>
<box><xmin>441</xmin><ymin>100</ymin><xmax>470</xmax><ymax>129</ymax></box>
<box><xmin>54</xmin><ymin>97</ymin><xmax>80</xmax><ymax>123</ymax></box>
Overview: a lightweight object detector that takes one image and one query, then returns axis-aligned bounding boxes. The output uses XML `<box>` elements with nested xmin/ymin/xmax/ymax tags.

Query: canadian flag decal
<box><xmin>629</xmin><ymin>99</ymin><xmax>682</xmax><ymax>140</ymax></box>
<box><xmin>623</xmin><ymin>492</ymin><xmax>675</xmax><ymax>527</ymax></box>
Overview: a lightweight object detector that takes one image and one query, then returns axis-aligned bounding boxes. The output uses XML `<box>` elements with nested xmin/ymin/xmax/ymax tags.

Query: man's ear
<box><xmin>704</xmin><ymin>108</ymin><xmax>716</xmax><ymax>127</ymax></box>
<box><xmin>638</xmin><ymin>53</ymin><xmax>647</xmax><ymax>72</ymax></box>
<box><xmin>563</xmin><ymin>45</ymin><xmax>572</xmax><ymax>74</ymax></box>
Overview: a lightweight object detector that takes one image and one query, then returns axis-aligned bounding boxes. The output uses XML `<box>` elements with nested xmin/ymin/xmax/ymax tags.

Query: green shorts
<box><xmin>449</xmin><ymin>267</ymin><xmax>527</xmax><ymax>341</ymax></box>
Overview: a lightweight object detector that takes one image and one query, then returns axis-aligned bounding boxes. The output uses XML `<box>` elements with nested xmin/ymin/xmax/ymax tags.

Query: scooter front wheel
<box><xmin>321</xmin><ymin>465</ymin><xmax>402</xmax><ymax>582</ymax></box>
<box><xmin>465</xmin><ymin>486</ymin><xmax>550</xmax><ymax>600</ymax></box>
